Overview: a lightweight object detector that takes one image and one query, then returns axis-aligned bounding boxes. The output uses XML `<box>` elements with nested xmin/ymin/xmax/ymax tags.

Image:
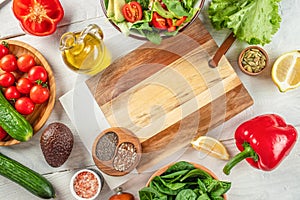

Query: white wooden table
<box><xmin>1</xmin><ymin>0</ymin><xmax>300</xmax><ymax>199</ymax></box>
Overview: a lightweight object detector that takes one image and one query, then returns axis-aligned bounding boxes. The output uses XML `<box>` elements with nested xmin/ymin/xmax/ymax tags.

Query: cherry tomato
<box><xmin>28</xmin><ymin>66</ymin><xmax>48</xmax><ymax>83</ymax></box>
<box><xmin>4</xmin><ymin>86</ymin><xmax>21</xmax><ymax>100</ymax></box>
<box><xmin>0</xmin><ymin>42</ymin><xmax>9</xmax><ymax>59</ymax></box>
<box><xmin>0</xmin><ymin>126</ymin><xmax>8</xmax><ymax>141</ymax></box>
<box><xmin>0</xmin><ymin>72</ymin><xmax>15</xmax><ymax>87</ymax></box>
<box><xmin>30</xmin><ymin>84</ymin><xmax>50</xmax><ymax>104</ymax></box>
<box><xmin>122</xmin><ymin>2</ymin><xmax>143</xmax><ymax>23</ymax></box>
<box><xmin>17</xmin><ymin>54</ymin><xmax>36</xmax><ymax>72</ymax></box>
<box><xmin>151</xmin><ymin>12</ymin><xmax>168</xmax><ymax>30</ymax></box>
<box><xmin>0</xmin><ymin>54</ymin><xmax>18</xmax><ymax>72</ymax></box>
<box><xmin>16</xmin><ymin>77</ymin><xmax>33</xmax><ymax>94</ymax></box>
<box><xmin>15</xmin><ymin>97</ymin><xmax>35</xmax><ymax>115</ymax></box>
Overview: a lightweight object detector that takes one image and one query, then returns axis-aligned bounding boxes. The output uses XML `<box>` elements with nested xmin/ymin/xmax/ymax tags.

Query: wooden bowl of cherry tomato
<box><xmin>0</xmin><ymin>40</ymin><xmax>56</xmax><ymax>146</ymax></box>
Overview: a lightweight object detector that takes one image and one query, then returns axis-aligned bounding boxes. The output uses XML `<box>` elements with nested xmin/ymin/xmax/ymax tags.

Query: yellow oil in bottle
<box><xmin>61</xmin><ymin>32</ymin><xmax>111</xmax><ymax>75</ymax></box>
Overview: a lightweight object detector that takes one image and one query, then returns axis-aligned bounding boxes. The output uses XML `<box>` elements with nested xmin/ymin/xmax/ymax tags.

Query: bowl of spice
<box><xmin>238</xmin><ymin>46</ymin><xmax>269</xmax><ymax>75</ymax></box>
<box><xmin>70</xmin><ymin>169</ymin><xmax>103</xmax><ymax>200</ymax></box>
<box><xmin>92</xmin><ymin>127</ymin><xmax>142</xmax><ymax>176</ymax></box>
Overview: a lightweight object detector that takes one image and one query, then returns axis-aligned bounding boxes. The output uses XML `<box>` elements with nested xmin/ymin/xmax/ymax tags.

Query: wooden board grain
<box><xmin>86</xmin><ymin>19</ymin><xmax>253</xmax><ymax>172</ymax></box>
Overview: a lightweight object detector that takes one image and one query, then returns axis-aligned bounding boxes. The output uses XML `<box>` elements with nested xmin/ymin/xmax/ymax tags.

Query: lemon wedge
<box><xmin>271</xmin><ymin>50</ymin><xmax>300</xmax><ymax>92</ymax></box>
<box><xmin>191</xmin><ymin>136</ymin><xmax>230</xmax><ymax>160</ymax></box>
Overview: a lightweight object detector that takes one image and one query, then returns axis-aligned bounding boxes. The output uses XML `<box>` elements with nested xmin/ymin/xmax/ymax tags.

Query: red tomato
<box><xmin>4</xmin><ymin>86</ymin><xmax>21</xmax><ymax>100</ymax></box>
<box><xmin>30</xmin><ymin>84</ymin><xmax>50</xmax><ymax>104</ymax></box>
<box><xmin>0</xmin><ymin>42</ymin><xmax>9</xmax><ymax>59</ymax></box>
<box><xmin>0</xmin><ymin>72</ymin><xmax>15</xmax><ymax>87</ymax></box>
<box><xmin>28</xmin><ymin>66</ymin><xmax>48</xmax><ymax>83</ymax></box>
<box><xmin>17</xmin><ymin>54</ymin><xmax>36</xmax><ymax>72</ymax></box>
<box><xmin>16</xmin><ymin>77</ymin><xmax>33</xmax><ymax>94</ymax></box>
<box><xmin>0</xmin><ymin>126</ymin><xmax>8</xmax><ymax>141</ymax></box>
<box><xmin>15</xmin><ymin>97</ymin><xmax>35</xmax><ymax>115</ymax></box>
<box><xmin>0</xmin><ymin>54</ymin><xmax>18</xmax><ymax>72</ymax></box>
<box><xmin>122</xmin><ymin>2</ymin><xmax>143</xmax><ymax>23</ymax></box>
<box><xmin>175</xmin><ymin>16</ymin><xmax>187</xmax><ymax>27</ymax></box>
<box><xmin>151</xmin><ymin>12</ymin><xmax>168</xmax><ymax>30</ymax></box>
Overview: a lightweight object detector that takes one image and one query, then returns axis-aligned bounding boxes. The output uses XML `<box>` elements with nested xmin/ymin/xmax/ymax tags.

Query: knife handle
<box><xmin>209</xmin><ymin>32</ymin><xmax>236</xmax><ymax>68</ymax></box>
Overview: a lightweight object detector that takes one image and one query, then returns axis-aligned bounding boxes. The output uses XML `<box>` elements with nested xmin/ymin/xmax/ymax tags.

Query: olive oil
<box><xmin>61</xmin><ymin>31</ymin><xmax>111</xmax><ymax>75</ymax></box>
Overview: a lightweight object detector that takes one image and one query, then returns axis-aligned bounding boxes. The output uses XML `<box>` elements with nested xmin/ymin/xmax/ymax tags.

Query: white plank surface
<box><xmin>0</xmin><ymin>0</ymin><xmax>300</xmax><ymax>199</ymax></box>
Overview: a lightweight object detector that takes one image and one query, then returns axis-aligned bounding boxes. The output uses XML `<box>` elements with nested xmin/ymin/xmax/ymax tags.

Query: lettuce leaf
<box><xmin>208</xmin><ymin>0</ymin><xmax>282</xmax><ymax>45</ymax></box>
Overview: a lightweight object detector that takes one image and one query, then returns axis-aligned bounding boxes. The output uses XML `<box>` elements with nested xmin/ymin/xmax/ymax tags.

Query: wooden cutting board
<box><xmin>86</xmin><ymin>19</ymin><xmax>253</xmax><ymax>173</ymax></box>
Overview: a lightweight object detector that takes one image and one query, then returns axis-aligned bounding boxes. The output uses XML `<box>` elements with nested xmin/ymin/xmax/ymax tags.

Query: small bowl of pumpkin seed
<box><xmin>238</xmin><ymin>46</ymin><xmax>269</xmax><ymax>76</ymax></box>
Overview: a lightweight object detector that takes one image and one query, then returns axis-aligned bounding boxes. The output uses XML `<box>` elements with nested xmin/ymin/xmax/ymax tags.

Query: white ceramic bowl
<box><xmin>70</xmin><ymin>169</ymin><xmax>103</xmax><ymax>200</ymax></box>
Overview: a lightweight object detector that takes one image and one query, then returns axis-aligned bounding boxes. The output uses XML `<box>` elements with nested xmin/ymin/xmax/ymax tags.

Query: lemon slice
<box><xmin>191</xmin><ymin>136</ymin><xmax>230</xmax><ymax>160</ymax></box>
<box><xmin>271</xmin><ymin>50</ymin><xmax>300</xmax><ymax>92</ymax></box>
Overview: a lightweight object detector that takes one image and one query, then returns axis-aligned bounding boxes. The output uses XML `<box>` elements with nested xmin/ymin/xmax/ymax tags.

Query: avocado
<box><xmin>153</xmin><ymin>1</ymin><xmax>174</xmax><ymax>19</ymax></box>
<box><xmin>107</xmin><ymin>0</ymin><xmax>114</xmax><ymax>17</ymax></box>
<box><xmin>40</xmin><ymin>122</ymin><xmax>74</xmax><ymax>168</ymax></box>
<box><xmin>114</xmin><ymin>0</ymin><xmax>126</xmax><ymax>22</ymax></box>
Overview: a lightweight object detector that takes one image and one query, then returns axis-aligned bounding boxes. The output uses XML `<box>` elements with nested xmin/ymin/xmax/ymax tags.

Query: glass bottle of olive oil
<box><xmin>60</xmin><ymin>24</ymin><xmax>111</xmax><ymax>75</ymax></box>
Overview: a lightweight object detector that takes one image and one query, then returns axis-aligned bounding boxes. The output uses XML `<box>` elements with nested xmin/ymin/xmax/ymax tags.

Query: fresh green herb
<box><xmin>139</xmin><ymin>161</ymin><xmax>231</xmax><ymax>200</ymax></box>
<box><xmin>208</xmin><ymin>0</ymin><xmax>282</xmax><ymax>45</ymax></box>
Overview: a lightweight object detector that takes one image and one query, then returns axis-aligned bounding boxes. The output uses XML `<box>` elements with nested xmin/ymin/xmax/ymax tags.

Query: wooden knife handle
<box><xmin>208</xmin><ymin>32</ymin><xmax>236</xmax><ymax>68</ymax></box>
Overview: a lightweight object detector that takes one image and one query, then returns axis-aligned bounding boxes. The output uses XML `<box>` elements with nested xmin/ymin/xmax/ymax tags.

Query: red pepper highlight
<box><xmin>12</xmin><ymin>0</ymin><xmax>64</xmax><ymax>36</ymax></box>
<box><xmin>223</xmin><ymin>114</ymin><xmax>297</xmax><ymax>175</ymax></box>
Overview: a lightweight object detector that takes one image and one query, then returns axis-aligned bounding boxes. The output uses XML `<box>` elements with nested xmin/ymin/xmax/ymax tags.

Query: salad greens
<box><xmin>104</xmin><ymin>0</ymin><xmax>200</xmax><ymax>44</ymax></box>
<box><xmin>208</xmin><ymin>0</ymin><xmax>282</xmax><ymax>45</ymax></box>
<box><xmin>139</xmin><ymin>161</ymin><xmax>231</xmax><ymax>200</ymax></box>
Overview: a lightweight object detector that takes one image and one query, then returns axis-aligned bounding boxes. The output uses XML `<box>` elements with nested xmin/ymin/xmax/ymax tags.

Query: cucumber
<box><xmin>0</xmin><ymin>91</ymin><xmax>33</xmax><ymax>142</ymax></box>
<box><xmin>0</xmin><ymin>152</ymin><xmax>55</xmax><ymax>199</ymax></box>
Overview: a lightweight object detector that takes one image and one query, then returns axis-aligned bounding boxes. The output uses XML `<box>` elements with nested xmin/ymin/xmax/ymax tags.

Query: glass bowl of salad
<box><xmin>100</xmin><ymin>0</ymin><xmax>205</xmax><ymax>44</ymax></box>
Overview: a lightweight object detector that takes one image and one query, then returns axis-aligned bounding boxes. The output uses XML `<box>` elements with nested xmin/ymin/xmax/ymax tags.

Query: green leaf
<box><xmin>180</xmin><ymin>169</ymin><xmax>213</xmax><ymax>182</ymax></box>
<box><xmin>164</xmin><ymin>161</ymin><xmax>195</xmax><ymax>175</ymax></box>
<box><xmin>208</xmin><ymin>0</ymin><xmax>282</xmax><ymax>45</ymax></box>
<box><xmin>197</xmin><ymin>193</ymin><xmax>211</xmax><ymax>200</ymax></box>
<box><xmin>139</xmin><ymin>187</ymin><xmax>167</xmax><ymax>200</ymax></box>
<box><xmin>175</xmin><ymin>189</ymin><xmax>197</xmax><ymax>200</ymax></box>
<box><xmin>161</xmin><ymin>169</ymin><xmax>190</xmax><ymax>179</ymax></box>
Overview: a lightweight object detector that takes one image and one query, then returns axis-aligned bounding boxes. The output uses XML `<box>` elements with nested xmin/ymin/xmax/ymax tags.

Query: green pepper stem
<box><xmin>223</xmin><ymin>142</ymin><xmax>258</xmax><ymax>175</ymax></box>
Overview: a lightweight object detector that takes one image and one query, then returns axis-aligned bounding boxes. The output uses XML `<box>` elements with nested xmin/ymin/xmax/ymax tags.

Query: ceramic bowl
<box><xmin>0</xmin><ymin>40</ymin><xmax>56</xmax><ymax>146</ymax></box>
<box><xmin>146</xmin><ymin>161</ymin><xmax>227</xmax><ymax>199</ymax></box>
<box><xmin>100</xmin><ymin>0</ymin><xmax>205</xmax><ymax>41</ymax></box>
<box><xmin>238</xmin><ymin>46</ymin><xmax>269</xmax><ymax>76</ymax></box>
<box><xmin>70</xmin><ymin>169</ymin><xmax>103</xmax><ymax>200</ymax></box>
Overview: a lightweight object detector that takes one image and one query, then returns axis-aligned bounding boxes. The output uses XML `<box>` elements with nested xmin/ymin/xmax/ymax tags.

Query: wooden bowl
<box><xmin>92</xmin><ymin>127</ymin><xmax>142</xmax><ymax>176</ymax></box>
<box><xmin>146</xmin><ymin>161</ymin><xmax>227</xmax><ymax>199</ymax></box>
<box><xmin>238</xmin><ymin>46</ymin><xmax>269</xmax><ymax>76</ymax></box>
<box><xmin>0</xmin><ymin>40</ymin><xmax>56</xmax><ymax>146</ymax></box>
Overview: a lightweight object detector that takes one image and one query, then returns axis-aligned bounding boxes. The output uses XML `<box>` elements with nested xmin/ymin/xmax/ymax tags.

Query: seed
<box><xmin>241</xmin><ymin>47</ymin><xmax>267</xmax><ymax>73</ymax></box>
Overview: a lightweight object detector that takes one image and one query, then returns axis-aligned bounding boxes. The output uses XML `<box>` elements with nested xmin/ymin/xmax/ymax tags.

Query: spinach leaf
<box><xmin>197</xmin><ymin>193</ymin><xmax>211</xmax><ymax>200</ymax></box>
<box><xmin>162</xmin><ymin>0</ymin><xmax>190</xmax><ymax>17</ymax></box>
<box><xmin>152</xmin><ymin>176</ymin><xmax>182</xmax><ymax>195</ymax></box>
<box><xmin>137</xmin><ymin>0</ymin><xmax>150</xmax><ymax>10</ymax></box>
<box><xmin>161</xmin><ymin>169</ymin><xmax>189</xmax><ymax>179</ymax></box>
<box><xmin>157</xmin><ymin>176</ymin><xmax>187</xmax><ymax>190</ymax></box>
<box><xmin>164</xmin><ymin>161</ymin><xmax>195</xmax><ymax>174</ymax></box>
<box><xmin>139</xmin><ymin>187</ymin><xmax>166</xmax><ymax>200</ymax></box>
<box><xmin>197</xmin><ymin>178</ymin><xmax>208</xmax><ymax>194</ymax></box>
<box><xmin>175</xmin><ymin>189</ymin><xmax>197</xmax><ymax>200</ymax></box>
<box><xmin>180</xmin><ymin>169</ymin><xmax>213</xmax><ymax>182</ymax></box>
<box><xmin>210</xmin><ymin>181</ymin><xmax>231</xmax><ymax>197</ymax></box>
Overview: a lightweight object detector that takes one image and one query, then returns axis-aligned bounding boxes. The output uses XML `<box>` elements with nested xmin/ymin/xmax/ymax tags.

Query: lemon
<box><xmin>191</xmin><ymin>136</ymin><xmax>230</xmax><ymax>160</ymax></box>
<box><xmin>271</xmin><ymin>50</ymin><xmax>300</xmax><ymax>92</ymax></box>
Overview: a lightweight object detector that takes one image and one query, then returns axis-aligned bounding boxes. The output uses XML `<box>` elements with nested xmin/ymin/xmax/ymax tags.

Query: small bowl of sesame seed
<box><xmin>238</xmin><ymin>46</ymin><xmax>269</xmax><ymax>76</ymax></box>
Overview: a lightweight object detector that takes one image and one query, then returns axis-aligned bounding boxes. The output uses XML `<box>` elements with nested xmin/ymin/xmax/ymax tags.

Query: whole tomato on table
<box><xmin>12</xmin><ymin>0</ymin><xmax>64</xmax><ymax>36</ymax></box>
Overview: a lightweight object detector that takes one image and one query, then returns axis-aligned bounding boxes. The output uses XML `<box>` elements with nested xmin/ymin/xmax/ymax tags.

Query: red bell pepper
<box><xmin>223</xmin><ymin>114</ymin><xmax>297</xmax><ymax>175</ymax></box>
<box><xmin>12</xmin><ymin>0</ymin><xmax>64</xmax><ymax>36</ymax></box>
